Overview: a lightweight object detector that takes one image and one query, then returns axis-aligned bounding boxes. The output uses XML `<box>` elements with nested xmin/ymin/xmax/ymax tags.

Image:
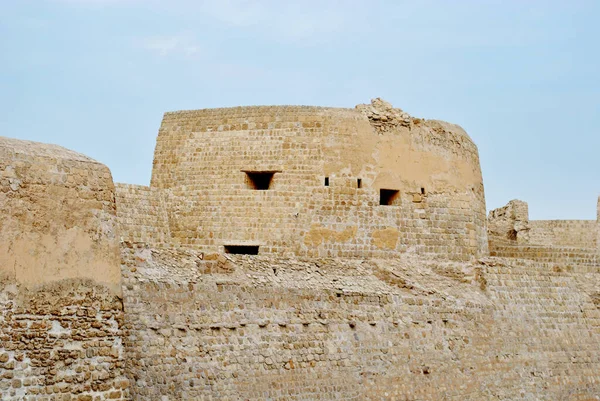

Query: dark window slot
<box><xmin>380</xmin><ymin>189</ymin><xmax>400</xmax><ymax>206</ymax></box>
<box><xmin>324</xmin><ymin>177</ymin><xmax>329</xmax><ymax>186</ymax></box>
<box><xmin>357</xmin><ymin>178</ymin><xmax>362</xmax><ymax>188</ymax></box>
<box><xmin>244</xmin><ymin>172</ymin><xmax>275</xmax><ymax>190</ymax></box>
<box><xmin>224</xmin><ymin>245</ymin><xmax>259</xmax><ymax>255</ymax></box>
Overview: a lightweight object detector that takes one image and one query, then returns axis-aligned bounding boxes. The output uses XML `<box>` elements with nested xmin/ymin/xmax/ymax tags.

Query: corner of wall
<box><xmin>597</xmin><ymin>195</ymin><xmax>600</xmax><ymax>252</ymax></box>
<box><xmin>0</xmin><ymin>136</ymin><xmax>122</xmax><ymax>295</ymax></box>
<box><xmin>115</xmin><ymin>183</ymin><xmax>172</xmax><ymax>248</ymax></box>
<box><xmin>487</xmin><ymin>199</ymin><xmax>530</xmax><ymax>244</ymax></box>
<box><xmin>0</xmin><ymin>136</ymin><xmax>128</xmax><ymax>400</ymax></box>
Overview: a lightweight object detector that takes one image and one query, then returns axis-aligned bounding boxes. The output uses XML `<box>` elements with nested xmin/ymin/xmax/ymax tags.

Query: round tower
<box><xmin>150</xmin><ymin>99</ymin><xmax>488</xmax><ymax>260</ymax></box>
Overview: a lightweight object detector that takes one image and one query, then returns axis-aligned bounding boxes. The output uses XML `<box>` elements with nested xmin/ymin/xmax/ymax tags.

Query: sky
<box><xmin>1</xmin><ymin>0</ymin><xmax>599</xmax><ymax>219</ymax></box>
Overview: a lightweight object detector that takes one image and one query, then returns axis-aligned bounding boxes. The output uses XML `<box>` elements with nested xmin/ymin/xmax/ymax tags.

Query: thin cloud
<box><xmin>49</xmin><ymin>0</ymin><xmax>366</xmax><ymax>44</ymax></box>
<box><xmin>196</xmin><ymin>0</ymin><xmax>359</xmax><ymax>43</ymax></box>
<box><xmin>50</xmin><ymin>0</ymin><xmax>142</xmax><ymax>4</ymax></box>
<box><xmin>138</xmin><ymin>34</ymin><xmax>201</xmax><ymax>58</ymax></box>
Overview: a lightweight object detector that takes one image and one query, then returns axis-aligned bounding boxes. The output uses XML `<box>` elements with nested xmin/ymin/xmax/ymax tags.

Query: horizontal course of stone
<box><xmin>489</xmin><ymin>240</ymin><xmax>599</xmax><ymax>271</ymax></box>
<box><xmin>528</xmin><ymin>220</ymin><xmax>597</xmax><ymax>249</ymax></box>
<box><xmin>114</xmin><ymin>184</ymin><xmax>171</xmax><ymax>248</ymax></box>
<box><xmin>121</xmin><ymin>245</ymin><xmax>600</xmax><ymax>400</ymax></box>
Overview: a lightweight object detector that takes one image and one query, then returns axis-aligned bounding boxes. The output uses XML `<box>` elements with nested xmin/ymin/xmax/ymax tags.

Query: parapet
<box><xmin>0</xmin><ymin>136</ymin><xmax>122</xmax><ymax>294</ymax></box>
<box><xmin>489</xmin><ymin>198</ymin><xmax>598</xmax><ymax>250</ymax></box>
<box><xmin>488</xmin><ymin>198</ymin><xmax>599</xmax><ymax>266</ymax></box>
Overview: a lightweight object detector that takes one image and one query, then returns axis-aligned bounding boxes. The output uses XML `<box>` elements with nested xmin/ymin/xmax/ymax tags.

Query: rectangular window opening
<box><xmin>421</xmin><ymin>187</ymin><xmax>426</xmax><ymax>195</ymax></box>
<box><xmin>224</xmin><ymin>245</ymin><xmax>259</xmax><ymax>255</ymax></box>
<box><xmin>324</xmin><ymin>177</ymin><xmax>329</xmax><ymax>186</ymax></box>
<box><xmin>357</xmin><ymin>178</ymin><xmax>362</xmax><ymax>189</ymax></box>
<box><xmin>244</xmin><ymin>171</ymin><xmax>275</xmax><ymax>190</ymax></box>
<box><xmin>380</xmin><ymin>189</ymin><xmax>400</xmax><ymax>206</ymax></box>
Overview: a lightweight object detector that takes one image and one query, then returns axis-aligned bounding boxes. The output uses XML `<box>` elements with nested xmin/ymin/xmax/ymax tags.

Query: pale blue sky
<box><xmin>1</xmin><ymin>0</ymin><xmax>599</xmax><ymax>219</ymax></box>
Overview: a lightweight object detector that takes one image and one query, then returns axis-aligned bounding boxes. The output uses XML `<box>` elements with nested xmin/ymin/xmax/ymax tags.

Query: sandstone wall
<box><xmin>115</xmin><ymin>183</ymin><xmax>171</xmax><ymax>248</ymax></box>
<box><xmin>596</xmin><ymin>195</ymin><xmax>600</xmax><ymax>253</ymax></box>
<box><xmin>487</xmin><ymin>200</ymin><xmax>530</xmax><ymax>242</ymax></box>
<box><xmin>0</xmin><ymin>283</ymin><xmax>129</xmax><ymax>401</ymax></box>
<box><xmin>489</xmin><ymin>241</ymin><xmax>599</xmax><ymax>270</ymax></box>
<box><xmin>121</xmin><ymin>246</ymin><xmax>600</xmax><ymax>401</ymax></box>
<box><xmin>488</xmin><ymin>199</ymin><xmax>599</xmax><ymax>253</ymax></box>
<box><xmin>528</xmin><ymin>220</ymin><xmax>597</xmax><ymax>249</ymax></box>
<box><xmin>149</xmin><ymin>99</ymin><xmax>487</xmax><ymax>260</ymax></box>
<box><xmin>0</xmin><ymin>137</ymin><xmax>128</xmax><ymax>400</ymax></box>
<box><xmin>0</xmin><ymin>137</ymin><xmax>121</xmax><ymax>292</ymax></box>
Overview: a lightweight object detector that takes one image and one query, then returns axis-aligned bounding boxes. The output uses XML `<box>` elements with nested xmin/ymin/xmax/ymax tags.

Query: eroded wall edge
<box><xmin>0</xmin><ymin>136</ymin><xmax>128</xmax><ymax>400</ymax></box>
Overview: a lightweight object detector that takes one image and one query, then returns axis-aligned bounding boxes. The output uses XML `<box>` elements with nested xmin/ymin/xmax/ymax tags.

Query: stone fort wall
<box><xmin>114</xmin><ymin>184</ymin><xmax>171</xmax><ymax>247</ymax></box>
<box><xmin>487</xmin><ymin>199</ymin><xmax>599</xmax><ymax>266</ymax></box>
<box><xmin>528</xmin><ymin>219</ymin><xmax>597</xmax><ymax>249</ymax></box>
<box><xmin>0</xmin><ymin>137</ymin><xmax>128</xmax><ymax>400</ymax></box>
<box><xmin>488</xmin><ymin>198</ymin><xmax>599</xmax><ymax>250</ymax></box>
<box><xmin>489</xmin><ymin>241</ymin><xmax>599</xmax><ymax>269</ymax></box>
<box><xmin>144</xmin><ymin>99</ymin><xmax>487</xmax><ymax>261</ymax></box>
<box><xmin>121</xmin><ymin>245</ymin><xmax>600</xmax><ymax>401</ymax></box>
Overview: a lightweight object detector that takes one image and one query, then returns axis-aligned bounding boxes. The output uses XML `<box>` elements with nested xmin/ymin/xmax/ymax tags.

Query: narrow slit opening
<box><xmin>324</xmin><ymin>177</ymin><xmax>329</xmax><ymax>186</ymax></box>
<box><xmin>357</xmin><ymin>178</ymin><xmax>362</xmax><ymax>189</ymax></box>
<box><xmin>224</xmin><ymin>245</ymin><xmax>259</xmax><ymax>255</ymax></box>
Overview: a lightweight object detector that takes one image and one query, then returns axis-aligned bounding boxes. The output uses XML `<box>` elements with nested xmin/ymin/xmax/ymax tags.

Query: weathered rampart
<box><xmin>0</xmin><ymin>137</ymin><xmax>121</xmax><ymax>292</ymax></box>
<box><xmin>488</xmin><ymin>199</ymin><xmax>599</xmax><ymax>267</ymax></box>
<box><xmin>489</xmin><ymin>241</ymin><xmax>599</xmax><ymax>270</ymax></box>
<box><xmin>121</xmin><ymin>245</ymin><xmax>600</xmax><ymax>400</ymax></box>
<box><xmin>528</xmin><ymin>220</ymin><xmax>597</xmax><ymax>249</ymax></box>
<box><xmin>487</xmin><ymin>199</ymin><xmax>530</xmax><ymax>243</ymax></box>
<box><xmin>0</xmin><ymin>137</ymin><xmax>128</xmax><ymax>400</ymax></box>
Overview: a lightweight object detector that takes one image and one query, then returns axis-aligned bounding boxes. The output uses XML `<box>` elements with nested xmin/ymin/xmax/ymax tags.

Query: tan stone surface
<box><xmin>121</xmin><ymin>245</ymin><xmax>600</xmax><ymax>400</ymax></box>
<box><xmin>114</xmin><ymin>183</ymin><xmax>170</xmax><ymax>248</ymax></box>
<box><xmin>528</xmin><ymin>219</ymin><xmax>597</xmax><ymax>249</ymax></box>
<box><xmin>0</xmin><ymin>280</ymin><xmax>129</xmax><ymax>401</ymax></box>
<box><xmin>488</xmin><ymin>199</ymin><xmax>599</xmax><ymax>267</ymax></box>
<box><xmin>147</xmin><ymin>99</ymin><xmax>487</xmax><ymax>260</ymax></box>
<box><xmin>489</xmin><ymin>199</ymin><xmax>598</xmax><ymax>250</ymax></box>
<box><xmin>0</xmin><ymin>137</ymin><xmax>128</xmax><ymax>400</ymax></box>
<box><xmin>488</xmin><ymin>199</ymin><xmax>530</xmax><ymax>242</ymax></box>
<box><xmin>0</xmin><ymin>136</ymin><xmax>121</xmax><ymax>294</ymax></box>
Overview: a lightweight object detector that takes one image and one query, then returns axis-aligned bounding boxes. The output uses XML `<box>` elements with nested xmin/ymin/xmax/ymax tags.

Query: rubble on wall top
<box><xmin>355</xmin><ymin>98</ymin><xmax>413</xmax><ymax>133</ymax></box>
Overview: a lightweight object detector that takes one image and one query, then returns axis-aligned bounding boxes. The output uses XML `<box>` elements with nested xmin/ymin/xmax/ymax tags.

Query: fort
<box><xmin>0</xmin><ymin>98</ymin><xmax>599</xmax><ymax>400</ymax></box>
